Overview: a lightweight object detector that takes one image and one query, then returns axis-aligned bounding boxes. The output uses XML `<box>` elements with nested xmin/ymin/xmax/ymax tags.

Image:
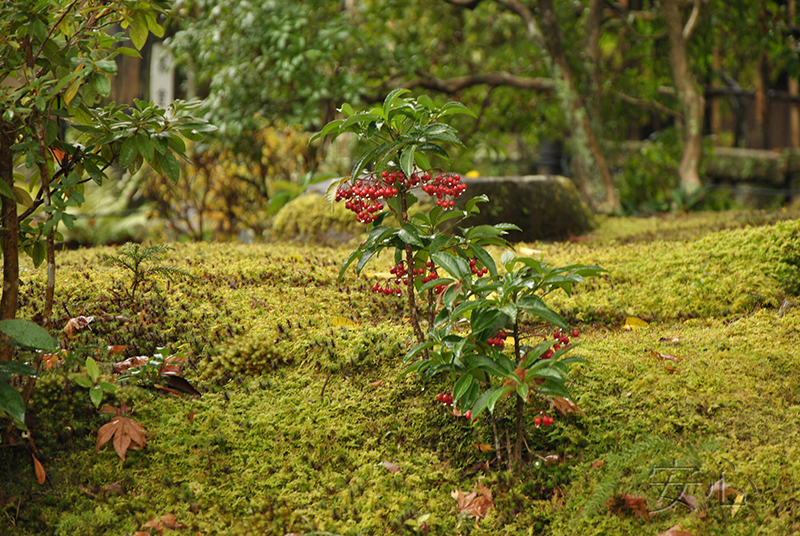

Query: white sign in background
<box><xmin>150</xmin><ymin>42</ymin><xmax>174</xmax><ymax>108</ymax></box>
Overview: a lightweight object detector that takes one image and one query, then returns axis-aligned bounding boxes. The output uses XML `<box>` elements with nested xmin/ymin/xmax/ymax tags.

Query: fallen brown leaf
<box><xmin>451</xmin><ymin>481</ymin><xmax>495</xmax><ymax>520</ymax></box>
<box><xmin>471</xmin><ymin>443</ymin><xmax>494</xmax><ymax>453</ymax></box>
<box><xmin>657</xmin><ymin>526</ymin><xmax>695</xmax><ymax>536</ymax></box>
<box><xmin>113</xmin><ymin>355</ymin><xmax>149</xmax><ymax>373</ymax></box>
<box><xmin>369</xmin><ymin>380</ymin><xmax>383</xmax><ymax>387</ymax></box>
<box><xmin>550</xmin><ymin>397</ymin><xmax>585</xmax><ymax>416</ymax></box>
<box><xmin>64</xmin><ymin>315</ymin><xmax>94</xmax><ymax>338</ymax></box>
<box><xmin>32</xmin><ymin>454</ymin><xmax>46</xmax><ymax>485</ymax></box>
<box><xmin>381</xmin><ymin>461</ymin><xmax>401</xmax><ymax>474</ymax></box>
<box><xmin>187</xmin><ymin>410</ymin><xmax>194</xmax><ymax>423</ymax></box>
<box><xmin>465</xmin><ymin>460</ymin><xmax>492</xmax><ymax>474</ymax></box>
<box><xmin>141</xmin><ymin>513</ymin><xmax>187</xmax><ymax>534</ymax></box>
<box><xmin>677</xmin><ymin>491</ymin><xmax>700</xmax><ymax>512</ymax></box>
<box><xmin>606</xmin><ymin>493</ymin><xmax>652</xmax><ymax>519</ymax></box>
<box><xmin>659</xmin><ymin>337</ymin><xmax>681</xmax><ymax>345</ymax></box>
<box><xmin>652</xmin><ymin>351</ymin><xmax>684</xmax><ymax>362</ymax></box>
<box><xmin>663</xmin><ymin>363</ymin><xmax>681</xmax><ymax>373</ymax></box>
<box><xmin>96</xmin><ymin>413</ymin><xmax>147</xmax><ymax>462</ymax></box>
<box><xmin>107</xmin><ymin>345</ymin><xmax>127</xmax><ymax>355</ymax></box>
<box><xmin>590</xmin><ymin>459</ymin><xmax>605</xmax><ymax>470</ymax></box>
<box><xmin>542</xmin><ymin>454</ymin><xmax>560</xmax><ymax>466</ymax></box>
<box><xmin>707</xmin><ymin>477</ymin><xmax>739</xmax><ymax>502</ymax></box>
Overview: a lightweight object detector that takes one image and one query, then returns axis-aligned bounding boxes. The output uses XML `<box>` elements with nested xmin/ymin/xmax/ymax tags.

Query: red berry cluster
<box><xmin>419</xmin><ymin>173</ymin><xmax>467</xmax><ymax>208</ymax></box>
<box><xmin>436</xmin><ymin>392</ymin><xmax>453</xmax><ymax>406</ymax></box>
<box><xmin>540</xmin><ymin>329</ymin><xmax>578</xmax><ymax>359</ymax></box>
<box><xmin>487</xmin><ymin>330</ymin><xmax>507</xmax><ymax>347</ymax></box>
<box><xmin>534</xmin><ymin>413</ymin><xmax>555</xmax><ymax>428</ymax></box>
<box><xmin>372</xmin><ymin>260</ymin><xmax>446</xmax><ymax>297</ymax></box>
<box><xmin>335</xmin><ymin>170</ymin><xmax>467</xmax><ymax>224</ymax></box>
<box><xmin>336</xmin><ymin>178</ymin><xmax>396</xmax><ymax>224</ymax></box>
<box><xmin>469</xmin><ymin>258</ymin><xmax>488</xmax><ymax>276</ymax></box>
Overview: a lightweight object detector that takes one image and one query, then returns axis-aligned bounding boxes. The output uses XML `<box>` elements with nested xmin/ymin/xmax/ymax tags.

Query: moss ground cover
<box><xmin>2</xmin><ymin>210</ymin><xmax>800</xmax><ymax>535</ymax></box>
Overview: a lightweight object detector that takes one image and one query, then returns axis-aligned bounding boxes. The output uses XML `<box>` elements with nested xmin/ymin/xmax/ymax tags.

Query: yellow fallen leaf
<box><xmin>332</xmin><ymin>316</ymin><xmax>358</xmax><ymax>328</ymax></box>
<box><xmin>624</xmin><ymin>317</ymin><xmax>649</xmax><ymax>330</ymax></box>
<box><xmin>518</xmin><ymin>247</ymin><xmax>543</xmax><ymax>257</ymax></box>
<box><xmin>471</xmin><ymin>442</ymin><xmax>494</xmax><ymax>453</ymax></box>
<box><xmin>465</xmin><ymin>170</ymin><xmax>480</xmax><ymax>178</ymax></box>
<box><xmin>731</xmin><ymin>493</ymin><xmax>745</xmax><ymax>517</ymax></box>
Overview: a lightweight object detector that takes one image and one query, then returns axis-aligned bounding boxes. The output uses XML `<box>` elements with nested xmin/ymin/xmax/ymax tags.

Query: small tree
<box><xmin>0</xmin><ymin>0</ymin><xmax>214</xmax><ymax>363</ymax></box>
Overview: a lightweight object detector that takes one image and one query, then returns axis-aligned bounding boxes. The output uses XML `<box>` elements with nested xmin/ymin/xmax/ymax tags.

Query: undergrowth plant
<box><xmin>313</xmin><ymin>91</ymin><xmax>603</xmax><ymax>471</ymax></box>
<box><xmin>100</xmin><ymin>243</ymin><xmax>193</xmax><ymax>303</ymax></box>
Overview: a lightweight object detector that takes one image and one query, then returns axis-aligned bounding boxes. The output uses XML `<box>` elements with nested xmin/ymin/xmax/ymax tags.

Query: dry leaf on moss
<box><xmin>471</xmin><ymin>443</ymin><xmax>494</xmax><ymax>453</ymax></box>
<box><xmin>590</xmin><ymin>459</ymin><xmax>605</xmax><ymax>470</ymax></box>
<box><xmin>32</xmin><ymin>454</ymin><xmax>46</xmax><ymax>485</ymax></box>
<box><xmin>652</xmin><ymin>351</ymin><xmax>684</xmax><ymax>363</ymax></box>
<box><xmin>381</xmin><ymin>461</ymin><xmax>401</xmax><ymax>474</ymax></box>
<box><xmin>369</xmin><ymin>380</ymin><xmax>382</xmax><ymax>387</ymax></box>
<box><xmin>707</xmin><ymin>477</ymin><xmax>740</xmax><ymax>502</ymax></box>
<box><xmin>141</xmin><ymin>513</ymin><xmax>187</xmax><ymax>534</ymax></box>
<box><xmin>64</xmin><ymin>315</ymin><xmax>94</xmax><ymax>338</ymax></box>
<box><xmin>96</xmin><ymin>409</ymin><xmax>146</xmax><ymax>462</ymax></box>
<box><xmin>451</xmin><ymin>481</ymin><xmax>494</xmax><ymax>520</ymax></box>
<box><xmin>113</xmin><ymin>355</ymin><xmax>149</xmax><ymax>373</ymax></box>
<box><xmin>550</xmin><ymin>397</ymin><xmax>584</xmax><ymax>416</ymax></box>
<box><xmin>657</xmin><ymin>526</ymin><xmax>695</xmax><ymax>536</ymax></box>
<box><xmin>677</xmin><ymin>491</ymin><xmax>700</xmax><ymax>512</ymax></box>
<box><xmin>606</xmin><ymin>493</ymin><xmax>652</xmax><ymax>519</ymax></box>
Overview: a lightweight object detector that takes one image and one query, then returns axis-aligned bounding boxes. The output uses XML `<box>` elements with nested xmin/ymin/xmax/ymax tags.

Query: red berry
<box><xmin>436</xmin><ymin>393</ymin><xmax>443</xmax><ymax>403</ymax></box>
<box><xmin>553</xmin><ymin>344</ymin><xmax>561</xmax><ymax>351</ymax></box>
<box><xmin>534</xmin><ymin>416</ymin><xmax>542</xmax><ymax>427</ymax></box>
<box><xmin>572</xmin><ymin>329</ymin><xmax>579</xmax><ymax>337</ymax></box>
<box><xmin>465</xmin><ymin>410</ymin><xmax>472</xmax><ymax>420</ymax></box>
<box><xmin>553</xmin><ymin>331</ymin><xmax>560</xmax><ymax>340</ymax></box>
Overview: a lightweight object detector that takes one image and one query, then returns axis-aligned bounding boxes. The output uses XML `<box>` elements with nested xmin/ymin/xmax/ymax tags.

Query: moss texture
<box><xmin>2</xmin><ymin>210</ymin><xmax>800</xmax><ymax>535</ymax></box>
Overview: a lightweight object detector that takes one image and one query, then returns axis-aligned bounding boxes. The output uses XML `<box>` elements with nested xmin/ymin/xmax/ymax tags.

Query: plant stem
<box><xmin>401</xmin><ymin>190</ymin><xmax>424</xmax><ymax>344</ymax></box>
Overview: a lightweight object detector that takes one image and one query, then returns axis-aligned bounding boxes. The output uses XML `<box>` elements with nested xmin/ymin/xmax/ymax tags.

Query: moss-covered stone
<box><xmin>455</xmin><ymin>175</ymin><xmax>594</xmax><ymax>242</ymax></box>
<box><xmin>271</xmin><ymin>193</ymin><xmax>362</xmax><ymax>243</ymax></box>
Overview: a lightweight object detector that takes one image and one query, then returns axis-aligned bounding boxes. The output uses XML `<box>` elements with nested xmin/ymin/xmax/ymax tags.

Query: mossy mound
<box><xmin>534</xmin><ymin>220</ymin><xmax>800</xmax><ymax>322</ymax></box>
<box><xmin>455</xmin><ymin>175</ymin><xmax>595</xmax><ymax>242</ymax></box>
<box><xmin>4</xmin><ymin>211</ymin><xmax>800</xmax><ymax>535</ymax></box>
<box><xmin>271</xmin><ymin>193</ymin><xmax>362</xmax><ymax>243</ymax></box>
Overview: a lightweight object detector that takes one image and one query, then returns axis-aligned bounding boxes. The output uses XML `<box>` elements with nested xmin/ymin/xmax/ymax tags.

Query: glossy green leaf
<box><xmin>0</xmin><ymin>382</ymin><xmax>26</xmax><ymax>424</ymax></box>
<box><xmin>0</xmin><ymin>320</ymin><xmax>56</xmax><ymax>351</ymax></box>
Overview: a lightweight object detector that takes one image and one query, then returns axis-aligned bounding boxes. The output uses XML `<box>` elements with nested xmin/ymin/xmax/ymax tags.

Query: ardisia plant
<box><xmin>312</xmin><ymin>91</ymin><xmax>603</xmax><ymax>471</ymax></box>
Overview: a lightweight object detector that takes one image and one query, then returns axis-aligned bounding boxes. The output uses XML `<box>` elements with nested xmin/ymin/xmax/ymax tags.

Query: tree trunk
<box><xmin>753</xmin><ymin>52</ymin><xmax>768</xmax><ymax>149</ymax></box>
<box><xmin>711</xmin><ymin>45</ymin><xmax>722</xmax><ymax>140</ymax></box>
<box><xmin>0</xmin><ymin>124</ymin><xmax>19</xmax><ymax>361</ymax></box>
<box><xmin>536</xmin><ymin>0</ymin><xmax>618</xmax><ymax>211</ymax></box>
<box><xmin>585</xmin><ymin>0</ymin><xmax>603</xmax><ymax>120</ymax></box>
<box><xmin>662</xmin><ymin>0</ymin><xmax>704</xmax><ymax>193</ymax></box>
<box><xmin>791</xmin><ymin>2</ymin><xmax>800</xmax><ymax>148</ymax></box>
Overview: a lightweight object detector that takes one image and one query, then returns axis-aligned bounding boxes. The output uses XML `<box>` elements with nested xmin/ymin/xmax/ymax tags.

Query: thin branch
<box><xmin>611</xmin><ymin>89</ymin><xmax>683</xmax><ymax>119</ymax></box>
<box><xmin>495</xmin><ymin>0</ymin><xmax>541</xmax><ymax>39</ymax></box>
<box><xmin>682</xmin><ymin>0</ymin><xmax>701</xmax><ymax>41</ymax></box>
<box><xmin>442</xmin><ymin>0</ymin><xmax>484</xmax><ymax>8</ymax></box>
<box><xmin>404</xmin><ymin>71</ymin><xmax>554</xmax><ymax>93</ymax></box>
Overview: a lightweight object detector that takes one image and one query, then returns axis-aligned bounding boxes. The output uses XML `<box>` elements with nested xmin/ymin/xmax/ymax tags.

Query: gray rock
<box><xmin>454</xmin><ymin>175</ymin><xmax>594</xmax><ymax>242</ymax></box>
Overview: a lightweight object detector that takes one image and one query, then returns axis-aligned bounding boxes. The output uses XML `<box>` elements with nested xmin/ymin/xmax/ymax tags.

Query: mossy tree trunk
<box><xmin>663</xmin><ymin>0</ymin><xmax>704</xmax><ymax>193</ymax></box>
<box><xmin>0</xmin><ymin>123</ymin><xmax>18</xmax><ymax>361</ymax></box>
<box><xmin>536</xmin><ymin>0</ymin><xmax>618</xmax><ymax>211</ymax></box>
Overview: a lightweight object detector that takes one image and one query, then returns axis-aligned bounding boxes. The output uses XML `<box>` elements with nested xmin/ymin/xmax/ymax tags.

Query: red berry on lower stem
<box><xmin>534</xmin><ymin>416</ymin><xmax>541</xmax><ymax>427</ymax></box>
<box><xmin>465</xmin><ymin>410</ymin><xmax>472</xmax><ymax>420</ymax></box>
<box><xmin>572</xmin><ymin>329</ymin><xmax>579</xmax><ymax>337</ymax></box>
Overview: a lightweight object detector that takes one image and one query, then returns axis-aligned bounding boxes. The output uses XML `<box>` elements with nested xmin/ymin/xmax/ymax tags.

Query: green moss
<box><xmin>4</xmin><ymin>212</ymin><xmax>800</xmax><ymax>535</ymax></box>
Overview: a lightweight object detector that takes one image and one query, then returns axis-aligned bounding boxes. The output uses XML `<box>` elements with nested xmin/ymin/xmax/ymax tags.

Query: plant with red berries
<box><xmin>403</xmin><ymin>250</ymin><xmax>603</xmax><ymax>471</ymax></box>
<box><xmin>311</xmin><ymin>90</ymin><xmax>514</xmax><ymax>344</ymax></box>
<box><xmin>312</xmin><ymin>92</ymin><xmax>604</xmax><ymax>472</ymax></box>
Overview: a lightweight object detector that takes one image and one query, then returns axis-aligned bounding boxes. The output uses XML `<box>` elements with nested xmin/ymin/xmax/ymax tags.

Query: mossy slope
<box><xmin>2</xmin><ymin>211</ymin><xmax>800</xmax><ymax>535</ymax></box>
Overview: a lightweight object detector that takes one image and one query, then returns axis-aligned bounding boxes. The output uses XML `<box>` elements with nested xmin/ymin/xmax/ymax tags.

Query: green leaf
<box><xmin>355</xmin><ymin>246</ymin><xmax>377</xmax><ymax>275</ymax></box>
<box><xmin>134</xmin><ymin>134</ymin><xmax>155</xmax><ymax>162</ymax></box>
<box><xmin>439</xmin><ymin>101</ymin><xmax>477</xmax><ymax>118</ymax></box>
<box><xmin>453</xmin><ymin>374</ymin><xmax>475</xmax><ymax>404</ymax></box>
<box><xmin>517</xmin><ymin>296</ymin><xmax>569</xmax><ymax>331</ymax></box>
<box><xmin>61</xmin><ymin>212</ymin><xmax>74</xmax><ymax>230</ymax></box>
<box><xmin>89</xmin><ymin>386</ymin><xmax>103</xmax><ymax>408</ymax></box>
<box><xmin>468</xmin><ymin>244</ymin><xmax>497</xmax><ymax>276</ymax></box>
<box><xmin>397</xmin><ymin>224</ymin><xmax>423</xmax><ymax>248</ymax></box>
<box><xmin>431</xmin><ymin>251</ymin><xmax>470</xmax><ymax>279</ymax></box>
<box><xmin>0</xmin><ymin>179</ymin><xmax>14</xmax><ymax>200</ymax></box>
<box><xmin>383</xmin><ymin>88</ymin><xmax>411</xmax><ymax>116</ymax></box>
<box><xmin>0</xmin><ymin>362</ymin><xmax>36</xmax><ymax>377</ymax></box>
<box><xmin>0</xmin><ymin>382</ymin><xmax>26</xmax><ymax>424</ymax></box>
<box><xmin>158</xmin><ymin>151</ymin><xmax>181</xmax><ymax>183</ymax></box>
<box><xmin>0</xmin><ymin>320</ymin><xmax>56</xmax><ymax>351</ymax></box>
<box><xmin>74</xmin><ymin>377</ymin><xmax>92</xmax><ymax>388</ymax></box>
<box><xmin>309</xmin><ymin>119</ymin><xmax>345</xmax><ymax>143</ymax></box>
<box><xmin>119</xmin><ymin>137</ymin><xmax>138</xmax><ymax>169</ymax></box>
<box><xmin>470</xmin><ymin>308</ymin><xmax>504</xmax><ymax>335</ymax></box>
<box><xmin>85</xmin><ymin>357</ymin><xmax>100</xmax><ymax>383</ymax></box>
<box><xmin>116</xmin><ymin>47</ymin><xmax>142</xmax><ymax>58</ymax></box>
<box><xmin>399</xmin><ymin>146</ymin><xmax>416</xmax><ymax>180</ymax></box>
<box><xmin>98</xmin><ymin>381</ymin><xmax>116</xmax><ymax>393</ymax></box>
<box><xmin>31</xmin><ymin>241</ymin><xmax>46</xmax><ymax>268</ymax></box>
<box><xmin>128</xmin><ymin>12</ymin><xmax>149</xmax><ymax>50</ymax></box>
<box><xmin>94</xmin><ymin>74</ymin><xmax>111</xmax><ymax>98</ymax></box>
